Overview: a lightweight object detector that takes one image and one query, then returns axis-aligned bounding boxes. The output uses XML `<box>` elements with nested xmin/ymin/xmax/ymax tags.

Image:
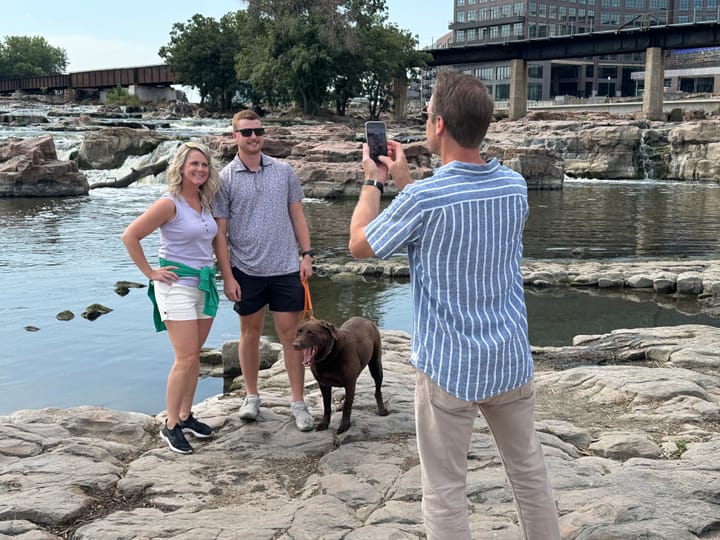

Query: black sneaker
<box><xmin>160</xmin><ymin>422</ymin><xmax>193</xmax><ymax>454</ymax></box>
<box><xmin>177</xmin><ymin>412</ymin><xmax>213</xmax><ymax>439</ymax></box>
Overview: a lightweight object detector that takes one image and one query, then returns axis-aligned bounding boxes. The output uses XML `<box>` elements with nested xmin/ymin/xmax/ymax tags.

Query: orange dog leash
<box><xmin>301</xmin><ymin>278</ymin><xmax>315</xmax><ymax>321</ymax></box>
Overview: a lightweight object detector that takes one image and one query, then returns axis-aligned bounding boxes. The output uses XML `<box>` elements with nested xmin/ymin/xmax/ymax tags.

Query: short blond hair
<box><xmin>232</xmin><ymin>109</ymin><xmax>261</xmax><ymax>131</ymax></box>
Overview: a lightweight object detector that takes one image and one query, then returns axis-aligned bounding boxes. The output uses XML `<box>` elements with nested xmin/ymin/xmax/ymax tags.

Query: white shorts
<box><xmin>154</xmin><ymin>281</ymin><xmax>213</xmax><ymax>322</ymax></box>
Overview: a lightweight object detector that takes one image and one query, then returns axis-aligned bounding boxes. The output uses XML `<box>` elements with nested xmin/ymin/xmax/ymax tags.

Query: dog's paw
<box><xmin>316</xmin><ymin>422</ymin><xmax>329</xmax><ymax>431</ymax></box>
<box><xmin>336</xmin><ymin>422</ymin><xmax>350</xmax><ymax>434</ymax></box>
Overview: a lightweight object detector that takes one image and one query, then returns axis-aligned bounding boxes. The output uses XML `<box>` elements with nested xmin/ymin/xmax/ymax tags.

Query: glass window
<box><xmin>679</xmin><ymin>0</ymin><xmax>689</xmax><ymax>9</ymax></box>
<box><xmin>468</xmin><ymin>8</ymin><xmax>477</xmax><ymax>20</ymax></box>
<box><xmin>491</xmin><ymin>6</ymin><xmax>500</xmax><ymax>17</ymax></box>
<box><xmin>455</xmin><ymin>29</ymin><xmax>466</xmax><ymax>41</ymax></box>
<box><xmin>496</xmin><ymin>65</ymin><xmax>511</xmax><ymax>79</ymax></box>
<box><xmin>514</xmin><ymin>2</ymin><xmax>525</xmax><ymax>15</ymax></box>
<box><xmin>529</xmin><ymin>1</ymin><xmax>537</xmax><ymax>14</ymax></box>
<box><xmin>480</xmin><ymin>7</ymin><xmax>488</xmax><ymax>19</ymax></box>
<box><xmin>457</xmin><ymin>11</ymin><xmax>466</xmax><ymax>22</ymax></box>
<box><xmin>528</xmin><ymin>82</ymin><xmax>543</xmax><ymax>100</ymax></box>
<box><xmin>539</xmin><ymin>3</ymin><xmax>547</xmax><ymax>16</ymax></box>
<box><xmin>528</xmin><ymin>64</ymin><xmax>544</xmax><ymax>78</ymax></box>
<box><xmin>513</xmin><ymin>22</ymin><xmax>524</xmax><ymax>36</ymax></box>
<box><xmin>495</xmin><ymin>84</ymin><xmax>510</xmax><ymax>100</ymax></box>
<box><xmin>550</xmin><ymin>5</ymin><xmax>557</xmax><ymax>17</ymax></box>
<box><xmin>467</xmin><ymin>28</ymin><xmax>478</xmax><ymax>40</ymax></box>
<box><xmin>475</xmin><ymin>67</ymin><xmax>494</xmax><ymax>80</ymax></box>
<box><xmin>502</xmin><ymin>4</ymin><xmax>512</xmax><ymax>15</ymax></box>
<box><xmin>457</xmin><ymin>0</ymin><xmax>465</xmax><ymax>5</ymax></box>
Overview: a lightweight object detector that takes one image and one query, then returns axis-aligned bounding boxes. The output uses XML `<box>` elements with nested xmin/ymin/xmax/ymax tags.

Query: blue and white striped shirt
<box><xmin>366</xmin><ymin>159</ymin><xmax>533</xmax><ymax>401</ymax></box>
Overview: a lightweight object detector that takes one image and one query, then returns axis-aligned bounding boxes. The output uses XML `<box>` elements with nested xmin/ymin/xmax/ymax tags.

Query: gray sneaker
<box><xmin>239</xmin><ymin>395</ymin><xmax>261</xmax><ymax>420</ymax></box>
<box><xmin>291</xmin><ymin>402</ymin><xmax>315</xmax><ymax>432</ymax></box>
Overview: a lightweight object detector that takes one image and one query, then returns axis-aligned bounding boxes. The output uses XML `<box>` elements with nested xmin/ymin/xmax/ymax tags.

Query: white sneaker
<box><xmin>239</xmin><ymin>395</ymin><xmax>261</xmax><ymax>420</ymax></box>
<box><xmin>290</xmin><ymin>401</ymin><xmax>314</xmax><ymax>432</ymax></box>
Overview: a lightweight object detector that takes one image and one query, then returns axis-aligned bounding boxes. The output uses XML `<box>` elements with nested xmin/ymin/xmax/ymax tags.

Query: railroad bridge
<box><xmin>0</xmin><ymin>64</ymin><xmax>176</xmax><ymax>102</ymax></box>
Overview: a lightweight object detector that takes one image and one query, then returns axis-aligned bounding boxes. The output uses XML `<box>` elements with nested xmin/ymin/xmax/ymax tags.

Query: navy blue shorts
<box><xmin>231</xmin><ymin>268</ymin><xmax>304</xmax><ymax>316</ymax></box>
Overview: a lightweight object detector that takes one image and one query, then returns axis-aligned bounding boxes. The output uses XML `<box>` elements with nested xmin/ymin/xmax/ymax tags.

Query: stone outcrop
<box><xmin>202</xmin><ymin>122</ymin><xmax>565</xmax><ymax>196</ymax></box>
<box><xmin>10</xmin><ymin>109</ymin><xmax>720</xmax><ymax>198</ymax></box>
<box><xmin>0</xmin><ymin>135</ymin><xmax>88</xmax><ymax>197</ymax></box>
<box><xmin>1</xmin><ymin>325</ymin><xmax>719</xmax><ymax>538</ymax></box>
<box><xmin>314</xmin><ymin>257</ymin><xmax>720</xmax><ymax>294</ymax></box>
<box><xmin>486</xmin><ymin>115</ymin><xmax>720</xmax><ymax>181</ymax></box>
<box><xmin>77</xmin><ymin>127</ymin><xmax>169</xmax><ymax>169</ymax></box>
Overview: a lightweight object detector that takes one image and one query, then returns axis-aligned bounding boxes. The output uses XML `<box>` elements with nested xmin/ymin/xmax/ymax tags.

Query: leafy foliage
<box><xmin>106</xmin><ymin>85</ymin><xmax>142</xmax><ymax>106</ymax></box>
<box><xmin>159</xmin><ymin>12</ymin><xmax>246</xmax><ymax>111</ymax></box>
<box><xmin>0</xmin><ymin>36</ymin><xmax>67</xmax><ymax>79</ymax></box>
<box><xmin>357</xmin><ymin>23</ymin><xmax>430</xmax><ymax>119</ymax></box>
<box><xmin>159</xmin><ymin>0</ymin><xmax>429</xmax><ymax>116</ymax></box>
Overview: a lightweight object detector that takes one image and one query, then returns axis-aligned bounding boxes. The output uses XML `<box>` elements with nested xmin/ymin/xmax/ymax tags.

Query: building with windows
<box><xmin>438</xmin><ymin>0</ymin><xmax>720</xmax><ymax>101</ymax></box>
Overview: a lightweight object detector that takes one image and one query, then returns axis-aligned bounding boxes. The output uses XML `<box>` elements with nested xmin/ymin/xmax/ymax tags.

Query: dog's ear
<box><xmin>319</xmin><ymin>320</ymin><xmax>338</xmax><ymax>340</ymax></box>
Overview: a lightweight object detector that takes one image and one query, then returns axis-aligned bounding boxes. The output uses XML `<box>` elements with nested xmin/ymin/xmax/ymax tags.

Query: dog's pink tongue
<box><xmin>302</xmin><ymin>346</ymin><xmax>317</xmax><ymax>367</ymax></box>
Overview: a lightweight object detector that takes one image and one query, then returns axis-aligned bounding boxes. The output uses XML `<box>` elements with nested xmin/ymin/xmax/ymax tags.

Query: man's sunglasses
<box><xmin>234</xmin><ymin>128</ymin><xmax>266</xmax><ymax>137</ymax></box>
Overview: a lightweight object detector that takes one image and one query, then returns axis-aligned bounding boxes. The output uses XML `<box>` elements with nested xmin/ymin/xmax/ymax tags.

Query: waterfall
<box><xmin>639</xmin><ymin>130</ymin><xmax>655</xmax><ymax>180</ymax></box>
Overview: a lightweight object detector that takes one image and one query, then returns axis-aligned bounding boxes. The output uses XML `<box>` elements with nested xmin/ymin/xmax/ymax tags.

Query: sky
<box><xmin>1</xmin><ymin>1</ymin><xmax>453</xmax><ymax>73</ymax></box>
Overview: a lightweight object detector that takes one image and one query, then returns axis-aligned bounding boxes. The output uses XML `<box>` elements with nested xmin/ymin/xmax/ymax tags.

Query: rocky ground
<box><xmin>1</xmin><ymin>322</ymin><xmax>719</xmax><ymax>539</ymax></box>
<box><xmin>3</xmin><ymin>99</ymin><xmax>720</xmax><ymax>538</ymax></box>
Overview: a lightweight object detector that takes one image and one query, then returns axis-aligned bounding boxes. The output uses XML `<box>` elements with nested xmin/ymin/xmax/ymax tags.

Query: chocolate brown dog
<box><xmin>292</xmin><ymin>316</ymin><xmax>389</xmax><ymax>433</ymax></box>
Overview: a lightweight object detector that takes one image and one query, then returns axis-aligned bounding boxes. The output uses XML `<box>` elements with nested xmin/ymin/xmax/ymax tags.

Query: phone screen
<box><xmin>365</xmin><ymin>121</ymin><xmax>387</xmax><ymax>163</ymax></box>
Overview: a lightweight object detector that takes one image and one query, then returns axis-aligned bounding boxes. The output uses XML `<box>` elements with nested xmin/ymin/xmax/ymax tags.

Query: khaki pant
<box><xmin>415</xmin><ymin>371</ymin><xmax>561</xmax><ymax>540</ymax></box>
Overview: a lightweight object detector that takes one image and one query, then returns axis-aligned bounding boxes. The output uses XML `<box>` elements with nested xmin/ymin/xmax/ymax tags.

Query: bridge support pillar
<box><xmin>643</xmin><ymin>47</ymin><xmax>665</xmax><ymax>121</ymax></box>
<box><xmin>63</xmin><ymin>88</ymin><xmax>76</xmax><ymax>103</ymax></box>
<box><xmin>509</xmin><ymin>59</ymin><xmax>528</xmax><ymax>120</ymax></box>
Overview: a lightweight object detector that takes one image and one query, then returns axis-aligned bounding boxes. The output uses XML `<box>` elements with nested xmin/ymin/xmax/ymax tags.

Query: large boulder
<box><xmin>0</xmin><ymin>135</ymin><xmax>89</xmax><ymax>197</ymax></box>
<box><xmin>77</xmin><ymin>127</ymin><xmax>168</xmax><ymax>169</ymax></box>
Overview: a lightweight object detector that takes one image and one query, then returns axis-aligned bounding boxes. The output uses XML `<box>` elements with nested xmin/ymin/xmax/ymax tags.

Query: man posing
<box><xmin>213</xmin><ymin>110</ymin><xmax>315</xmax><ymax>431</ymax></box>
<box><xmin>349</xmin><ymin>72</ymin><xmax>561</xmax><ymax>539</ymax></box>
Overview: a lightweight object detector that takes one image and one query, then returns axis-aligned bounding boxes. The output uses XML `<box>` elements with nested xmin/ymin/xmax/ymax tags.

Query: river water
<box><xmin>2</xmin><ymin>110</ymin><xmax>720</xmax><ymax>415</ymax></box>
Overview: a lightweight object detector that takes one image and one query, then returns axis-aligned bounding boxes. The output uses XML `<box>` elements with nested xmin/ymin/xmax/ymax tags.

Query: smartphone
<box><xmin>365</xmin><ymin>121</ymin><xmax>387</xmax><ymax>163</ymax></box>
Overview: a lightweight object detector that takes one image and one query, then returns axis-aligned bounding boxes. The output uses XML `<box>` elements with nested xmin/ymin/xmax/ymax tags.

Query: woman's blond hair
<box><xmin>165</xmin><ymin>141</ymin><xmax>220</xmax><ymax>210</ymax></box>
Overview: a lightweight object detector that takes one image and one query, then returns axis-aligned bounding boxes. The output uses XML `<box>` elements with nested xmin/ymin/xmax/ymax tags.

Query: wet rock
<box><xmin>0</xmin><ymin>135</ymin><xmax>89</xmax><ymax>197</ymax></box>
<box><xmin>56</xmin><ymin>310</ymin><xmax>74</xmax><ymax>321</ymax></box>
<box><xmin>81</xmin><ymin>303</ymin><xmax>113</xmax><ymax>321</ymax></box>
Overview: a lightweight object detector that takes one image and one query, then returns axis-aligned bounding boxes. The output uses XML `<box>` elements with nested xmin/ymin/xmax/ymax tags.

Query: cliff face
<box><xmin>485</xmin><ymin>116</ymin><xmax>720</xmax><ymax>182</ymax></box>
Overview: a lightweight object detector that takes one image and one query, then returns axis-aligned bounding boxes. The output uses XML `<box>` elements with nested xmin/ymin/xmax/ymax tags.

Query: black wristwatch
<box><xmin>301</xmin><ymin>250</ymin><xmax>314</xmax><ymax>258</ymax></box>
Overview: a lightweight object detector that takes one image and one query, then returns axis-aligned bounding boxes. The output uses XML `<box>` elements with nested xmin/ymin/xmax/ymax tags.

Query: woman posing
<box><xmin>122</xmin><ymin>141</ymin><xmax>221</xmax><ymax>454</ymax></box>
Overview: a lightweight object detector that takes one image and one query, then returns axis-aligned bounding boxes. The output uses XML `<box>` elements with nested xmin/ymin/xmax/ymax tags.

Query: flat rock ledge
<box><xmin>314</xmin><ymin>258</ymin><xmax>720</xmax><ymax>317</ymax></box>
<box><xmin>2</xmin><ymin>325</ymin><xmax>720</xmax><ymax>539</ymax></box>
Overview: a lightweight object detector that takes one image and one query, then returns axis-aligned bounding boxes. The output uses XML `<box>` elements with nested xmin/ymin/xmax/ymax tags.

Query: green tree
<box><xmin>358</xmin><ymin>24</ymin><xmax>430</xmax><ymax>120</ymax></box>
<box><xmin>328</xmin><ymin>0</ymin><xmax>388</xmax><ymax>116</ymax></box>
<box><xmin>239</xmin><ymin>0</ymin><xmax>355</xmax><ymax>115</ymax></box>
<box><xmin>159</xmin><ymin>11</ymin><xmax>245</xmax><ymax>111</ymax></box>
<box><xmin>0</xmin><ymin>36</ymin><xmax>67</xmax><ymax>79</ymax></box>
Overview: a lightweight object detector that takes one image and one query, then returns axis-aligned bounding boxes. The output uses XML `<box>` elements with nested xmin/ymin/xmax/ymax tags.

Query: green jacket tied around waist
<box><xmin>147</xmin><ymin>258</ymin><xmax>219</xmax><ymax>332</ymax></box>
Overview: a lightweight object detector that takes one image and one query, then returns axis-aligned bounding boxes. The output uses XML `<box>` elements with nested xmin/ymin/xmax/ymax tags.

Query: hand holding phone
<box><xmin>365</xmin><ymin>121</ymin><xmax>387</xmax><ymax>164</ymax></box>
